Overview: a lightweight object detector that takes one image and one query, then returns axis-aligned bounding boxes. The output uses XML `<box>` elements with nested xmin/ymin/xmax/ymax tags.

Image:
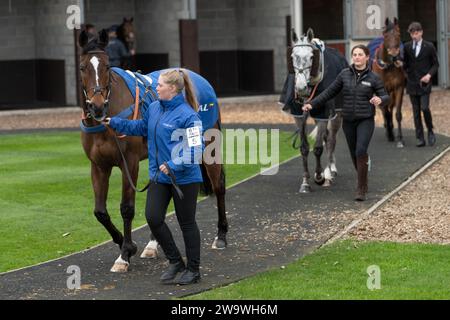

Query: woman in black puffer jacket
<box><xmin>303</xmin><ymin>45</ymin><xmax>390</xmax><ymax>201</ymax></box>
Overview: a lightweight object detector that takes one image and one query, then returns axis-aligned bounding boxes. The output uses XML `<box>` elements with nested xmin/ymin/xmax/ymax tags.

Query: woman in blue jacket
<box><xmin>105</xmin><ymin>69</ymin><xmax>204</xmax><ymax>285</ymax></box>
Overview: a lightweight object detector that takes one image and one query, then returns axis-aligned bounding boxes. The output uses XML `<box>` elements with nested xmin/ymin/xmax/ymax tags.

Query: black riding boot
<box><xmin>160</xmin><ymin>260</ymin><xmax>185</xmax><ymax>283</ymax></box>
<box><xmin>355</xmin><ymin>154</ymin><xmax>368</xmax><ymax>201</ymax></box>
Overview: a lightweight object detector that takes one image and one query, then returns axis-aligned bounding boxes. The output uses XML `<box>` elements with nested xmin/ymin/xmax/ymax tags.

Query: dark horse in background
<box><xmin>78</xmin><ymin>29</ymin><xmax>227</xmax><ymax>273</ymax></box>
<box><xmin>117</xmin><ymin>17</ymin><xmax>136</xmax><ymax>70</ymax></box>
<box><xmin>281</xmin><ymin>28</ymin><xmax>348</xmax><ymax>192</ymax></box>
<box><xmin>369</xmin><ymin>17</ymin><xmax>406</xmax><ymax>148</ymax></box>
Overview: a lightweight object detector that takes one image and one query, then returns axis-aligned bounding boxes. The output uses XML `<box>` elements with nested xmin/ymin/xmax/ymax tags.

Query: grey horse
<box><xmin>280</xmin><ymin>28</ymin><xmax>348</xmax><ymax>192</ymax></box>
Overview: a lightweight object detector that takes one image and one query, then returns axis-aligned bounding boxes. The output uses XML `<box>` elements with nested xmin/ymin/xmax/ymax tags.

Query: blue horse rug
<box><xmin>112</xmin><ymin>68</ymin><xmax>220</xmax><ymax>131</ymax></box>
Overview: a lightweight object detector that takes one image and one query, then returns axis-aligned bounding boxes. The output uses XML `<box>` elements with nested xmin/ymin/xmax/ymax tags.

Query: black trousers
<box><xmin>342</xmin><ymin>117</ymin><xmax>375</xmax><ymax>167</ymax></box>
<box><xmin>145</xmin><ymin>182</ymin><xmax>201</xmax><ymax>272</ymax></box>
<box><xmin>409</xmin><ymin>94</ymin><xmax>434</xmax><ymax>140</ymax></box>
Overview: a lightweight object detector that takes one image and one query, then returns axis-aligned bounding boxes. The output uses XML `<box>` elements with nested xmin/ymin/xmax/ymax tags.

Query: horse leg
<box><xmin>395</xmin><ymin>88</ymin><xmax>405</xmax><ymax>148</ymax></box>
<box><xmin>384</xmin><ymin>96</ymin><xmax>395</xmax><ymax>142</ymax></box>
<box><xmin>204</xmin><ymin>163</ymin><xmax>228</xmax><ymax>250</ymax></box>
<box><xmin>313</xmin><ymin>121</ymin><xmax>326</xmax><ymax>186</ymax></box>
<box><xmin>91</xmin><ymin>163</ymin><xmax>124</xmax><ymax>251</ymax></box>
<box><xmin>295</xmin><ymin>117</ymin><xmax>311</xmax><ymax>193</ymax></box>
<box><xmin>324</xmin><ymin>112</ymin><xmax>342</xmax><ymax>186</ymax></box>
<box><xmin>110</xmin><ymin>157</ymin><xmax>140</xmax><ymax>273</ymax></box>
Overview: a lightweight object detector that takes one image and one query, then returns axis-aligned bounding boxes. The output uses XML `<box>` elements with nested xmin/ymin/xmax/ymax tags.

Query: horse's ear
<box><xmin>123</xmin><ymin>17</ymin><xmax>127</xmax><ymax>22</ymax></box>
<box><xmin>98</xmin><ymin>29</ymin><xmax>109</xmax><ymax>48</ymax></box>
<box><xmin>291</xmin><ymin>28</ymin><xmax>298</xmax><ymax>44</ymax></box>
<box><xmin>130</xmin><ymin>17</ymin><xmax>133</xmax><ymax>23</ymax></box>
<box><xmin>306</xmin><ymin>28</ymin><xmax>314</xmax><ymax>42</ymax></box>
<box><xmin>385</xmin><ymin>17</ymin><xmax>390</xmax><ymax>26</ymax></box>
<box><xmin>79</xmin><ymin>30</ymin><xmax>89</xmax><ymax>48</ymax></box>
<box><xmin>393</xmin><ymin>17</ymin><xmax>398</xmax><ymax>25</ymax></box>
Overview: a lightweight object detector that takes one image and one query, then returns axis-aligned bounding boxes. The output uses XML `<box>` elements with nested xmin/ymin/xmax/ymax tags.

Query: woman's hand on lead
<box><xmin>103</xmin><ymin>117</ymin><xmax>111</xmax><ymax>125</ymax></box>
<box><xmin>370</xmin><ymin>96</ymin><xmax>382</xmax><ymax>107</ymax></box>
<box><xmin>159</xmin><ymin>164</ymin><xmax>169</xmax><ymax>175</ymax></box>
<box><xmin>302</xmin><ymin>103</ymin><xmax>313</xmax><ymax>112</ymax></box>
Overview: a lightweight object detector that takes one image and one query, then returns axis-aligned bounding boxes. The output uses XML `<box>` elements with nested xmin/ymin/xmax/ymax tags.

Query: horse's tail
<box><xmin>200</xmin><ymin>115</ymin><xmax>224</xmax><ymax>196</ymax></box>
<box><xmin>200</xmin><ymin>163</ymin><xmax>225</xmax><ymax>196</ymax></box>
<box><xmin>199</xmin><ymin>164</ymin><xmax>213</xmax><ymax>195</ymax></box>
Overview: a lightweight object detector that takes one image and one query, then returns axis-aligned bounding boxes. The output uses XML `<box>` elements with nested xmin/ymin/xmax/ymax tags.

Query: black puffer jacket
<box><xmin>310</xmin><ymin>65</ymin><xmax>390</xmax><ymax>120</ymax></box>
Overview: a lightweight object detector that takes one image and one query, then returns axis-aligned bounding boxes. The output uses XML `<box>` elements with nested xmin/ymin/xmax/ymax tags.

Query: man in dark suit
<box><xmin>403</xmin><ymin>22</ymin><xmax>439</xmax><ymax>147</ymax></box>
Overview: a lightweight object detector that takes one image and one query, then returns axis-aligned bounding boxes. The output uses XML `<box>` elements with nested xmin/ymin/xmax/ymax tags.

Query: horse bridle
<box><xmin>81</xmin><ymin>50</ymin><xmax>112</xmax><ymax>122</ymax></box>
<box><xmin>292</xmin><ymin>43</ymin><xmax>315</xmax><ymax>74</ymax></box>
<box><xmin>292</xmin><ymin>43</ymin><xmax>322</xmax><ymax>102</ymax></box>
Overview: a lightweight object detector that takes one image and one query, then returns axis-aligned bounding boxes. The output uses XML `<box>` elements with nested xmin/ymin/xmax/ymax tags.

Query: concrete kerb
<box><xmin>0</xmin><ymin>95</ymin><xmax>280</xmax><ymax>117</ymax></box>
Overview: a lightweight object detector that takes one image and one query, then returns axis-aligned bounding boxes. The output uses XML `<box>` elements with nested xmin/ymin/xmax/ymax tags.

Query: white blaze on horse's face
<box><xmin>292</xmin><ymin>38</ymin><xmax>314</xmax><ymax>93</ymax></box>
<box><xmin>90</xmin><ymin>56</ymin><xmax>100</xmax><ymax>86</ymax></box>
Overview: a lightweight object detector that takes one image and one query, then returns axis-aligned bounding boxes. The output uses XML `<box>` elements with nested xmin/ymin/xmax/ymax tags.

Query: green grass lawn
<box><xmin>187</xmin><ymin>240</ymin><xmax>450</xmax><ymax>300</ymax></box>
<box><xmin>0</xmin><ymin>130</ymin><xmax>298</xmax><ymax>273</ymax></box>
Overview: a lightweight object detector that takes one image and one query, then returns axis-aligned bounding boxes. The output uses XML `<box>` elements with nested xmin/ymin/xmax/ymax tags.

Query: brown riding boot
<box><xmin>355</xmin><ymin>154</ymin><xmax>369</xmax><ymax>201</ymax></box>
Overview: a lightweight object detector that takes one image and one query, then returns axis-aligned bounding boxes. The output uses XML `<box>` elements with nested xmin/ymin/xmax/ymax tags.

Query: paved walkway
<box><xmin>1</xmin><ymin>127</ymin><xmax>448</xmax><ymax>300</ymax></box>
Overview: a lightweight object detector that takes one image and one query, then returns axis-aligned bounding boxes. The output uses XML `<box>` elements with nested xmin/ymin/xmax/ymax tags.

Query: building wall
<box><xmin>0</xmin><ymin>0</ymin><xmax>35</xmax><ymax>61</ymax></box>
<box><xmin>134</xmin><ymin>0</ymin><xmax>184</xmax><ymax>67</ymax></box>
<box><xmin>236</xmin><ymin>0</ymin><xmax>291</xmax><ymax>92</ymax></box>
<box><xmin>84</xmin><ymin>0</ymin><xmax>135</xmax><ymax>32</ymax></box>
<box><xmin>351</xmin><ymin>0</ymin><xmax>398</xmax><ymax>39</ymax></box>
<box><xmin>0</xmin><ymin>0</ymin><xmax>75</xmax><ymax>106</ymax></box>
<box><xmin>35</xmin><ymin>0</ymin><xmax>77</xmax><ymax>105</ymax></box>
<box><xmin>197</xmin><ymin>0</ymin><xmax>290</xmax><ymax>93</ymax></box>
<box><xmin>197</xmin><ymin>0</ymin><xmax>238</xmax><ymax>51</ymax></box>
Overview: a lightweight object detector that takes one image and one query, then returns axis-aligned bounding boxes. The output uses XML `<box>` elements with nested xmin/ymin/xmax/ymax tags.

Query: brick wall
<box><xmin>0</xmin><ymin>0</ymin><xmax>36</xmax><ymax>60</ymax></box>
<box><xmin>35</xmin><ymin>0</ymin><xmax>77</xmax><ymax>105</ymax></box>
<box><xmin>134</xmin><ymin>0</ymin><xmax>184</xmax><ymax>67</ymax></box>
<box><xmin>236</xmin><ymin>0</ymin><xmax>291</xmax><ymax>91</ymax></box>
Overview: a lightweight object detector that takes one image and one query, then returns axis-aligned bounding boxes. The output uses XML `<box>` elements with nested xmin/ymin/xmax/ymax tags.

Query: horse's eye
<box><xmin>80</xmin><ymin>65</ymin><xmax>86</xmax><ymax>71</ymax></box>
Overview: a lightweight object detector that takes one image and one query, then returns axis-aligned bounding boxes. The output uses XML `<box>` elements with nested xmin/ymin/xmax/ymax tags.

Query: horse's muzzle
<box><xmin>87</xmin><ymin>103</ymin><xmax>109</xmax><ymax>122</ymax></box>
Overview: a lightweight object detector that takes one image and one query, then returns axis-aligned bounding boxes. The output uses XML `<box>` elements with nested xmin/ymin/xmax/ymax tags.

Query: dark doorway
<box><xmin>302</xmin><ymin>0</ymin><xmax>344</xmax><ymax>40</ymax></box>
<box><xmin>398</xmin><ymin>0</ymin><xmax>438</xmax><ymax>85</ymax></box>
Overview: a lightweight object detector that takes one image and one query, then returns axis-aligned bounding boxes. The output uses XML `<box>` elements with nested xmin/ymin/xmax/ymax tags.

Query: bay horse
<box><xmin>78</xmin><ymin>29</ymin><xmax>227</xmax><ymax>273</ymax></box>
<box><xmin>283</xmin><ymin>28</ymin><xmax>348</xmax><ymax>193</ymax></box>
<box><xmin>370</xmin><ymin>17</ymin><xmax>406</xmax><ymax>148</ymax></box>
<box><xmin>117</xmin><ymin>17</ymin><xmax>136</xmax><ymax>70</ymax></box>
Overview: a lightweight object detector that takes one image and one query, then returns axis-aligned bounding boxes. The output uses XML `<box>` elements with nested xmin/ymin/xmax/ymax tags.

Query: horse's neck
<box><xmin>110</xmin><ymin>71</ymin><xmax>134</xmax><ymax>116</ymax></box>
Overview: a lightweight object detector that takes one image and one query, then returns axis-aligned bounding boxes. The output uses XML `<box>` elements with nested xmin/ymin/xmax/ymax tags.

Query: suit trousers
<box><xmin>409</xmin><ymin>93</ymin><xmax>433</xmax><ymax>139</ymax></box>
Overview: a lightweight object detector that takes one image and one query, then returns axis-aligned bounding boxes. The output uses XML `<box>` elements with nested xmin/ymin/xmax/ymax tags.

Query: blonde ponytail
<box><xmin>160</xmin><ymin>69</ymin><xmax>198</xmax><ymax>112</ymax></box>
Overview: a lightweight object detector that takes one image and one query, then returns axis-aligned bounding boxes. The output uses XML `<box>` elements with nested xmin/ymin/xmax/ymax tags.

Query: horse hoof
<box><xmin>331</xmin><ymin>171</ymin><xmax>337</xmax><ymax>178</ymax></box>
<box><xmin>140</xmin><ymin>247</ymin><xmax>158</xmax><ymax>259</ymax></box>
<box><xmin>110</xmin><ymin>256</ymin><xmax>130</xmax><ymax>273</ymax></box>
<box><xmin>140</xmin><ymin>240</ymin><xmax>158</xmax><ymax>258</ymax></box>
<box><xmin>314</xmin><ymin>176</ymin><xmax>325</xmax><ymax>186</ymax></box>
<box><xmin>212</xmin><ymin>236</ymin><xmax>227</xmax><ymax>250</ymax></box>
<box><xmin>397</xmin><ymin>141</ymin><xmax>405</xmax><ymax>148</ymax></box>
<box><xmin>299</xmin><ymin>184</ymin><xmax>311</xmax><ymax>193</ymax></box>
<box><xmin>110</xmin><ymin>263</ymin><xmax>129</xmax><ymax>273</ymax></box>
<box><xmin>323</xmin><ymin>179</ymin><xmax>332</xmax><ymax>187</ymax></box>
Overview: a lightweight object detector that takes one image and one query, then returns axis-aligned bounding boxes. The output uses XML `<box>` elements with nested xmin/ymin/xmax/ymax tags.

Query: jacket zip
<box><xmin>351</xmin><ymin>67</ymin><xmax>369</xmax><ymax>118</ymax></box>
<box><xmin>153</xmin><ymin>106</ymin><xmax>167</xmax><ymax>183</ymax></box>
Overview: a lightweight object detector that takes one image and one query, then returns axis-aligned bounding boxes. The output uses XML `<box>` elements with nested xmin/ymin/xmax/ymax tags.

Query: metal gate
<box><xmin>437</xmin><ymin>0</ymin><xmax>449</xmax><ymax>88</ymax></box>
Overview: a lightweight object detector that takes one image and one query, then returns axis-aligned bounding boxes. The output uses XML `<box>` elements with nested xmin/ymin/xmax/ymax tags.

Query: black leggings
<box><xmin>342</xmin><ymin>117</ymin><xmax>375</xmax><ymax>166</ymax></box>
<box><xmin>145</xmin><ymin>182</ymin><xmax>201</xmax><ymax>272</ymax></box>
